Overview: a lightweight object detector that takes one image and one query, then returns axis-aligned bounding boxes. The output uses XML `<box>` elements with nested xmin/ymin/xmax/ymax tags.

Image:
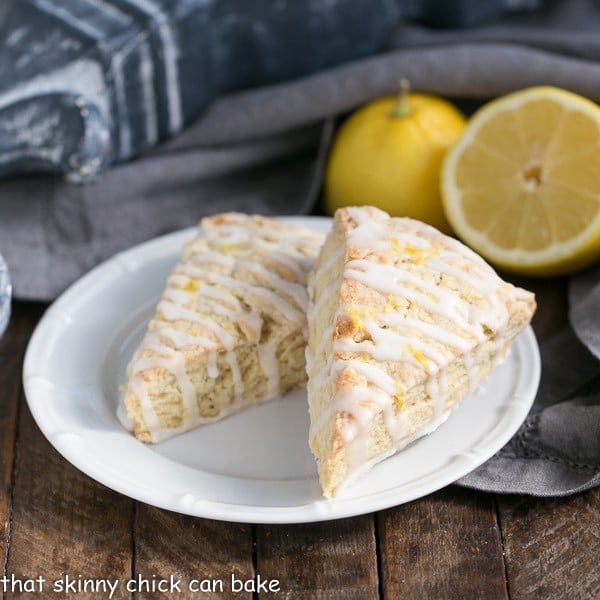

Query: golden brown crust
<box><xmin>307</xmin><ymin>206</ymin><xmax>536</xmax><ymax>497</ymax></box>
<box><xmin>122</xmin><ymin>213</ymin><xmax>324</xmax><ymax>443</ymax></box>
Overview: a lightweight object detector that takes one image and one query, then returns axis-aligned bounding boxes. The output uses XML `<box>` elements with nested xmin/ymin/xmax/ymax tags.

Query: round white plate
<box><xmin>23</xmin><ymin>216</ymin><xmax>540</xmax><ymax>524</ymax></box>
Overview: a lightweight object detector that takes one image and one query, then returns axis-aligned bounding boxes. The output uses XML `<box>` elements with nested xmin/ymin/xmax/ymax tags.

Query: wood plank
<box><xmin>133</xmin><ymin>505</ymin><xmax>254</xmax><ymax>599</ymax></box>
<box><xmin>500</xmin><ymin>261</ymin><xmax>599</xmax><ymax>598</ymax></box>
<box><xmin>378</xmin><ymin>487</ymin><xmax>508</xmax><ymax>600</ymax></box>
<box><xmin>5</xmin><ymin>381</ymin><xmax>133</xmax><ymax>598</ymax></box>
<box><xmin>499</xmin><ymin>489</ymin><xmax>600</xmax><ymax>599</ymax></box>
<box><xmin>0</xmin><ymin>303</ymin><xmax>42</xmax><ymax>570</ymax></box>
<box><xmin>256</xmin><ymin>515</ymin><xmax>379</xmax><ymax>599</ymax></box>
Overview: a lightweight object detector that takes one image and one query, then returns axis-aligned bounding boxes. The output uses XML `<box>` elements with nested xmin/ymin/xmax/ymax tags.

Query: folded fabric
<box><xmin>458</xmin><ymin>324</ymin><xmax>600</xmax><ymax>496</ymax></box>
<box><xmin>3</xmin><ymin>1</ymin><xmax>600</xmax><ymax>300</ymax></box>
<box><xmin>0</xmin><ymin>0</ymin><xmax>408</xmax><ymax>182</ymax></box>
<box><xmin>0</xmin><ymin>0</ymin><xmax>539</xmax><ymax>182</ymax></box>
<box><xmin>0</xmin><ymin>125</ymin><xmax>326</xmax><ymax>299</ymax></box>
<box><xmin>569</xmin><ymin>263</ymin><xmax>600</xmax><ymax>361</ymax></box>
<box><xmin>459</xmin><ymin>261</ymin><xmax>600</xmax><ymax>496</ymax></box>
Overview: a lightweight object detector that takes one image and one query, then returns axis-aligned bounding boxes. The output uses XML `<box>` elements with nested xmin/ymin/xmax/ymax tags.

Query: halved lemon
<box><xmin>441</xmin><ymin>86</ymin><xmax>600</xmax><ymax>276</ymax></box>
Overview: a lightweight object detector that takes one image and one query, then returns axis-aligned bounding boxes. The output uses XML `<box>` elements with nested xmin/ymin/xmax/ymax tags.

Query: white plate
<box><xmin>23</xmin><ymin>216</ymin><xmax>540</xmax><ymax>524</ymax></box>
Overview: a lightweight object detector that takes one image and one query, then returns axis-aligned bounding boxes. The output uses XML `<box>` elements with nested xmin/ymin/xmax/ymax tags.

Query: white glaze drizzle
<box><xmin>307</xmin><ymin>206</ymin><xmax>530</xmax><ymax>491</ymax></box>
<box><xmin>124</xmin><ymin>214</ymin><xmax>323</xmax><ymax>442</ymax></box>
<box><xmin>257</xmin><ymin>342</ymin><xmax>280</xmax><ymax>399</ymax></box>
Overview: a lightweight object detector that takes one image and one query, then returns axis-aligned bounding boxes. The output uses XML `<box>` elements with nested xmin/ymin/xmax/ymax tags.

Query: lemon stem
<box><xmin>390</xmin><ymin>78</ymin><xmax>412</xmax><ymax>118</ymax></box>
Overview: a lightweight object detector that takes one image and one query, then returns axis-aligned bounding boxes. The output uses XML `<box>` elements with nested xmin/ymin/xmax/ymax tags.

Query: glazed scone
<box><xmin>306</xmin><ymin>206</ymin><xmax>536</xmax><ymax>498</ymax></box>
<box><xmin>121</xmin><ymin>213</ymin><xmax>325</xmax><ymax>443</ymax></box>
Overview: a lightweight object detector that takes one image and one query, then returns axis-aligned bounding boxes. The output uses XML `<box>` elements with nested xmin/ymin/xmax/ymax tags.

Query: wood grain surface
<box><xmin>0</xmin><ymin>276</ymin><xmax>598</xmax><ymax>599</ymax></box>
<box><xmin>0</xmin><ymin>303</ymin><xmax>36</xmax><ymax>572</ymax></box>
<box><xmin>378</xmin><ymin>488</ymin><xmax>508</xmax><ymax>600</ymax></box>
<box><xmin>256</xmin><ymin>516</ymin><xmax>379</xmax><ymax>599</ymax></box>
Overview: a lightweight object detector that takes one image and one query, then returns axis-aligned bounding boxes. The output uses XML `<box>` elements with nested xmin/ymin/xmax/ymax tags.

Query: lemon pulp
<box><xmin>442</xmin><ymin>86</ymin><xmax>600</xmax><ymax>276</ymax></box>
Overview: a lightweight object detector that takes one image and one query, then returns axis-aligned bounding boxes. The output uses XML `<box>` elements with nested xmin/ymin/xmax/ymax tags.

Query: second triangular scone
<box><xmin>121</xmin><ymin>213</ymin><xmax>324</xmax><ymax>443</ymax></box>
<box><xmin>306</xmin><ymin>206</ymin><xmax>536</xmax><ymax>498</ymax></box>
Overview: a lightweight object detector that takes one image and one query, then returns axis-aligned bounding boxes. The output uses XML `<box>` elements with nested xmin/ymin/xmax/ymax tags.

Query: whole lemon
<box><xmin>324</xmin><ymin>86</ymin><xmax>466</xmax><ymax>233</ymax></box>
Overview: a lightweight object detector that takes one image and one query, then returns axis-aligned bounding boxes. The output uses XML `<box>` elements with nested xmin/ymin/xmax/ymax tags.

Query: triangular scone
<box><xmin>306</xmin><ymin>206</ymin><xmax>536</xmax><ymax>498</ymax></box>
<box><xmin>121</xmin><ymin>213</ymin><xmax>325</xmax><ymax>443</ymax></box>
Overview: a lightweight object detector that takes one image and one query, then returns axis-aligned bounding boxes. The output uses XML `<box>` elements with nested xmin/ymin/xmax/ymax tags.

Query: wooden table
<box><xmin>1</xmin><ymin>278</ymin><xmax>598</xmax><ymax>599</ymax></box>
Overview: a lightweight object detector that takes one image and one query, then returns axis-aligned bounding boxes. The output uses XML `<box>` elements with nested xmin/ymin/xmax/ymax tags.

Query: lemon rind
<box><xmin>441</xmin><ymin>86</ymin><xmax>600</xmax><ymax>274</ymax></box>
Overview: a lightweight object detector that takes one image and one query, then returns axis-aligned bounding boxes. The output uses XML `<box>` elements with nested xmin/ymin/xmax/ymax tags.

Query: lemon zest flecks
<box><xmin>384</xmin><ymin>294</ymin><xmax>403</xmax><ymax>312</ymax></box>
<box><xmin>217</xmin><ymin>241</ymin><xmax>245</xmax><ymax>254</ymax></box>
<box><xmin>357</xmin><ymin>352</ymin><xmax>373</xmax><ymax>363</ymax></box>
<box><xmin>346</xmin><ymin>304</ymin><xmax>377</xmax><ymax>335</ymax></box>
<box><xmin>393</xmin><ymin>382</ymin><xmax>405</xmax><ymax>413</ymax></box>
<box><xmin>181</xmin><ymin>279</ymin><xmax>199</xmax><ymax>292</ymax></box>
<box><xmin>407</xmin><ymin>344</ymin><xmax>429</xmax><ymax>368</ymax></box>
<box><xmin>388</xmin><ymin>238</ymin><xmax>439</xmax><ymax>264</ymax></box>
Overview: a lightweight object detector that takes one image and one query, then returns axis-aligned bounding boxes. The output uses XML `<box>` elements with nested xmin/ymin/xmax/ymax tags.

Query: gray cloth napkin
<box><xmin>4</xmin><ymin>0</ymin><xmax>600</xmax><ymax>300</ymax></box>
<box><xmin>459</xmin><ymin>264</ymin><xmax>600</xmax><ymax>496</ymax></box>
<box><xmin>0</xmin><ymin>0</ymin><xmax>599</xmax><ymax>496</ymax></box>
<box><xmin>0</xmin><ymin>125</ymin><xmax>327</xmax><ymax>299</ymax></box>
<box><xmin>458</xmin><ymin>320</ymin><xmax>600</xmax><ymax>496</ymax></box>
